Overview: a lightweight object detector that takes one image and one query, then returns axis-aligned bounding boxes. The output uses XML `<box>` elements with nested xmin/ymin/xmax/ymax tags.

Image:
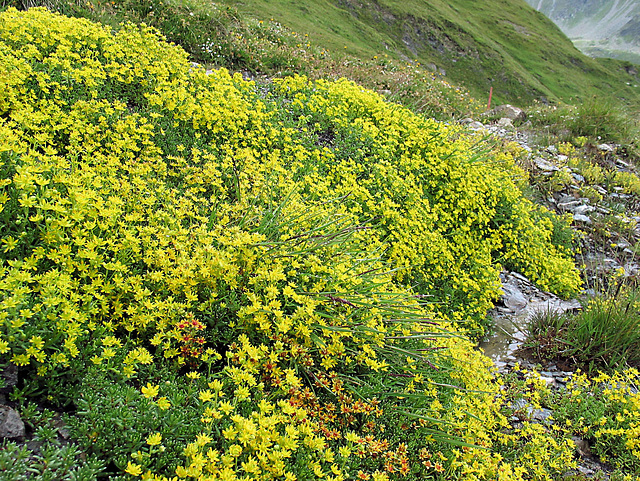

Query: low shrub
<box><xmin>545</xmin><ymin>369</ymin><xmax>640</xmax><ymax>475</ymax></box>
<box><xmin>0</xmin><ymin>8</ymin><xmax>582</xmax><ymax>480</ymax></box>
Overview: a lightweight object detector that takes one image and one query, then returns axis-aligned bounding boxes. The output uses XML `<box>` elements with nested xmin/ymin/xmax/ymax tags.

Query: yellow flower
<box><xmin>125</xmin><ymin>461</ymin><xmax>143</xmax><ymax>476</ymax></box>
<box><xmin>198</xmin><ymin>390</ymin><xmax>214</xmax><ymax>403</ymax></box>
<box><xmin>141</xmin><ymin>383</ymin><xmax>159</xmax><ymax>398</ymax></box>
<box><xmin>156</xmin><ymin>397</ymin><xmax>171</xmax><ymax>410</ymax></box>
<box><xmin>146</xmin><ymin>432</ymin><xmax>162</xmax><ymax>446</ymax></box>
<box><xmin>209</xmin><ymin>379</ymin><xmax>224</xmax><ymax>392</ymax></box>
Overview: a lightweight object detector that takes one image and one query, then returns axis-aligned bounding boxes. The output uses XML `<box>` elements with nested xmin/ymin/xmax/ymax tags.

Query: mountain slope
<box><xmin>219</xmin><ymin>0</ymin><xmax>640</xmax><ymax>107</ymax></box>
<box><xmin>526</xmin><ymin>0</ymin><xmax>640</xmax><ymax>64</ymax></box>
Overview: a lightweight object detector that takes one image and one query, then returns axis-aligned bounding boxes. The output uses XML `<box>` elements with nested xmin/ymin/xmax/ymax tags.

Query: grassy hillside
<box><xmin>218</xmin><ymin>0</ymin><xmax>640</xmax><ymax>107</ymax></box>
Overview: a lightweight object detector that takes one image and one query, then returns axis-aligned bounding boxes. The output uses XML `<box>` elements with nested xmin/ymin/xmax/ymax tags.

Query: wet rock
<box><xmin>0</xmin><ymin>404</ymin><xmax>24</xmax><ymax>439</ymax></box>
<box><xmin>502</xmin><ymin>282</ymin><xmax>528</xmax><ymax>311</ymax></box>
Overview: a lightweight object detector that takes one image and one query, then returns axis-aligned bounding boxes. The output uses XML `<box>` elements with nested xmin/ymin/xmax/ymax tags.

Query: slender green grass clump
<box><xmin>525</xmin><ymin>286</ymin><xmax>640</xmax><ymax>371</ymax></box>
<box><xmin>0</xmin><ymin>8</ymin><xmax>582</xmax><ymax>480</ymax></box>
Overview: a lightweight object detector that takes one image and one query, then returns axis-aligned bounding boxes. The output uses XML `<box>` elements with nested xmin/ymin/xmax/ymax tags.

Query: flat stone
<box><xmin>533</xmin><ymin>157</ymin><xmax>558</xmax><ymax>172</ymax></box>
<box><xmin>557</xmin><ymin>201</ymin><xmax>580</xmax><ymax>212</ymax></box>
<box><xmin>597</xmin><ymin>143</ymin><xmax>615</xmax><ymax>153</ymax></box>
<box><xmin>0</xmin><ymin>405</ymin><xmax>24</xmax><ymax>439</ymax></box>
<box><xmin>573</xmin><ymin>214</ymin><xmax>592</xmax><ymax>224</ymax></box>
<box><xmin>573</xmin><ymin>204</ymin><xmax>595</xmax><ymax>216</ymax></box>
<box><xmin>502</xmin><ymin>283</ymin><xmax>528</xmax><ymax>311</ymax></box>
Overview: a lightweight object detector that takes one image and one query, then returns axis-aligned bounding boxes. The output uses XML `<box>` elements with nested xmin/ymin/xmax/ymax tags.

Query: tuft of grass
<box><xmin>527</xmin><ymin>99</ymin><xmax>640</xmax><ymax>162</ymax></box>
<box><xmin>524</xmin><ymin>286</ymin><xmax>640</xmax><ymax>371</ymax></box>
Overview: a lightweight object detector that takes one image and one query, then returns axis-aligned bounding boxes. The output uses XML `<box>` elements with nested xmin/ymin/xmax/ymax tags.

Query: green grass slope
<box><xmin>221</xmin><ymin>0</ymin><xmax>640</xmax><ymax>106</ymax></box>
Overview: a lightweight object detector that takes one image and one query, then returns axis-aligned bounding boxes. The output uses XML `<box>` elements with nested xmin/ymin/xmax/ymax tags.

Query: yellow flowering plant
<box><xmin>0</xmin><ymin>8</ymin><xmax>585</xmax><ymax>480</ymax></box>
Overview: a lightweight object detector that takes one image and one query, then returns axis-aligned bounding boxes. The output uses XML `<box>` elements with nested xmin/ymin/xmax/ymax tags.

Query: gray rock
<box><xmin>573</xmin><ymin>436</ymin><xmax>592</xmax><ymax>457</ymax></box>
<box><xmin>532</xmin><ymin>407</ymin><xmax>553</xmax><ymax>422</ymax></box>
<box><xmin>497</xmin><ymin>118</ymin><xmax>513</xmax><ymax>128</ymax></box>
<box><xmin>573</xmin><ymin>204</ymin><xmax>595</xmax><ymax>216</ymax></box>
<box><xmin>577</xmin><ymin>466</ymin><xmax>594</xmax><ymax>476</ymax></box>
<box><xmin>557</xmin><ymin>194</ymin><xmax>577</xmax><ymax>204</ymax></box>
<box><xmin>573</xmin><ymin>214</ymin><xmax>592</xmax><ymax>224</ymax></box>
<box><xmin>511</xmin><ymin>399</ymin><xmax>553</xmax><ymax>423</ymax></box>
<box><xmin>597</xmin><ymin>143</ymin><xmax>615</xmax><ymax>153</ymax></box>
<box><xmin>460</xmin><ymin>118</ymin><xmax>474</xmax><ymax>124</ymax></box>
<box><xmin>557</xmin><ymin>154</ymin><xmax>568</xmax><ymax>162</ymax></box>
<box><xmin>0</xmin><ymin>365</ymin><xmax>17</xmax><ymax>389</ymax></box>
<box><xmin>510</xmin><ymin>272</ymin><xmax>530</xmax><ymax>284</ymax></box>
<box><xmin>533</xmin><ymin>157</ymin><xmax>558</xmax><ymax>172</ymax></box>
<box><xmin>616</xmin><ymin>158</ymin><xmax>632</xmax><ymax>169</ymax></box>
<box><xmin>558</xmin><ymin>201</ymin><xmax>581</xmax><ymax>212</ymax></box>
<box><xmin>468</xmin><ymin>121</ymin><xmax>484</xmax><ymax>130</ymax></box>
<box><xmin>488</xmin><ymin>104</ymin><xmax>526</xmax><ymax>121</ymax></box>
<box><xmin>502</xmin><ymin>282</ymin><xmax>528</xmax><ymax>311</ymax></box>
<box><xmin>0</xmin><ymin>405</ymin><xmax>24</xmax><ymax>439</ymax></box>
<box><xmin>571</xmin><ymin>173</ymin><xmax>585</xmax><ymax>182</ymax></box>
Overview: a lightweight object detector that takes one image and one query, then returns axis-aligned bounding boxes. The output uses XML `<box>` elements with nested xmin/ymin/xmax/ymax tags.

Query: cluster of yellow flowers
<box><xmin>557</xmin><ymin>369</ymin><xmax>640</xmax><ymax>472</ymax></box>
<box><xmin>0</xmin><ymin>8</ymin><xmax>584</xmax><ymax>480</ymax></box>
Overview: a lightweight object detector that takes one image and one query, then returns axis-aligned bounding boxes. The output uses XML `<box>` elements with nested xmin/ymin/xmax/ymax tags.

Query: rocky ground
<box><xmin>469</xmin><ymin>105</ymin><xmax>640</xmax><ymax>479</ymax></box>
